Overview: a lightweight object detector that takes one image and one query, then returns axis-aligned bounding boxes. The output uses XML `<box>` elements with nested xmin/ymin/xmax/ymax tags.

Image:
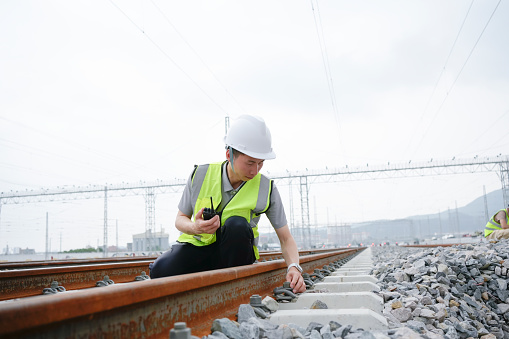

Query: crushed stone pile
<box><xmin>200</xmin><ymin>239</ymin><xmax>509</xmax><ymax>339</ymax></box>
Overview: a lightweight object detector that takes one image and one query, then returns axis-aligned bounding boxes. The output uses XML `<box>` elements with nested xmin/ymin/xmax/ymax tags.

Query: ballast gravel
<box><xmin>200</xmin><ymin>239</ymin><xmax>509</xmax><ymax>339</ymax></box>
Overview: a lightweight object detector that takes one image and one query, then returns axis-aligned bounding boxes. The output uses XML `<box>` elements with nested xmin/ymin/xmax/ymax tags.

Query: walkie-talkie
<box><xmin>202</xmin><ymin>196</ymin><xmax>218</xmax><ymax>220</ymax></box>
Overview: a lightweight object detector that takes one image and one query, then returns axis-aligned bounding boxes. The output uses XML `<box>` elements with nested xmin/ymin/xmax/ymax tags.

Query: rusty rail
<box><xmin>0</xmin><ymin>248</ymin><xmax>342</xmax><ymax>270</ymax></box>
<box><xmin>0</xmin><ymin>261</ymin><xmax>153</xmax><ymax>301</ymax></box>
<box><xmin>0</xmin><ymin>248</ymin><xmax>345</xmax><ymax>301</ymax></box>
<box><xmin>0</xmin><ymin>255</ymin><xmax>157</xmax><ymax>270</ymax></box>
<box><xmin>0</xmin><ymin>248</ymin><xmax>362</xmax><ymax>338</ymax></box>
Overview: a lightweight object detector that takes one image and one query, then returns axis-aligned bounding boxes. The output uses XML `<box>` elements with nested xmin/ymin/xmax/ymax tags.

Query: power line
<box><xmin>412</xmin><ymin>0</ymin><xmax>502</xmax><ymax>155</ymax></box>
<box><xmin>406</xmin><ymin>0</ymin><xmax>475</xmax><ymax>156</ymax></box>
<box><xmin>310</xmin><ymin>0</ymin><xmax>342</xmax><ymax>152</ymax></box>
<box><xmin>149</xmin><ymin>0</ymin><xmax>246</xmax><ymax>115</ymax></box>
<box><xmin>456</xmin><ymin>109</ymin><xmax>509</xmax><ymax>156</ymax></box>
<box><xmin>0</xmin><ymin>116</ymin><xmax>157</xmax><ymax>180</ymax></box>
<box><xmin>108</xmin><ymin>0</ymin><xmax>230</xmax><ymax>117</ymax></box>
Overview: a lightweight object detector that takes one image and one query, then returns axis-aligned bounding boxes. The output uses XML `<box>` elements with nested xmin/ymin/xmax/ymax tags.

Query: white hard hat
<box><xmin>224</xmin><ymin>115</ymin><xmax>276</xmax><ymax>160</ymax></box>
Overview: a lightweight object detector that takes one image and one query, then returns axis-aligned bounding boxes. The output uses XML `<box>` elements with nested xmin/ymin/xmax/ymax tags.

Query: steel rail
<box><xmin>0</xmin><ymin>255</ymin><xmax>157</xmax><ymax>270</ymax></box>
<box><xmin>0</xmin><ymin>248</ymin><xmax>340</xmax><ymax>270</ymax></box>
<box><xmin>0</xmin><ymin>248</ymin><xmax>347</xmax><ymax>301</ymax></box>
<box><xmin>0</xmin><ymin>248</ymin><xmax>361</xmax><ymax>338</ymax></box>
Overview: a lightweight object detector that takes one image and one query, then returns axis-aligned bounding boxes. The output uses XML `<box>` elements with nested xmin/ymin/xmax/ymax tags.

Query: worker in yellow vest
<box><xmin>149</xmin><ymin>115</ymin><xmax>306</xmax><ymax>293</ymax></box>
<box><xmin>485</xmin><ymin>206</ymin><xmax>509</xmax><ymax>241</ymax></box>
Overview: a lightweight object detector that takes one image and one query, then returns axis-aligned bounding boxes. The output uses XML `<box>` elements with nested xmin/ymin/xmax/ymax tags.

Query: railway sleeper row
<box><xmin>166</xmin><ymin>247</ymin><xmax>383</xmax><ymax>338</ymax></box>
<box><xmin>268</xmin><ymin>247</ymin><xmax>385</xmax><ymax>330</ymax></box>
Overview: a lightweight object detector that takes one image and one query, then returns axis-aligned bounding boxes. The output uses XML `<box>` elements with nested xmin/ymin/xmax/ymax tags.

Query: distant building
<box><xmin>351</xmin><ymin>231</ymin><xmax>369</xmax><ymax>244</ymax></box>
<box><xmin>327</xmin><ymin>224</ymin><xmax>352</xmax><ymax>246</ymax></box>
<box><xmin>132</xmin><ymin>229</ymin><xmax>170</xmax><ymax>252</ymax></box>
<box><xmin>19</xmin><ymin>247</ymin><xmax>36</xmax><ymax>255</ymax></box>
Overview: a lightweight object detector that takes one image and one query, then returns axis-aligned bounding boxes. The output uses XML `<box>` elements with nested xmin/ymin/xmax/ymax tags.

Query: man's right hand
<box><xmin>193</xmin><ymin>208</ymin><xmax>220</xmax><ymax>234</ymax></box>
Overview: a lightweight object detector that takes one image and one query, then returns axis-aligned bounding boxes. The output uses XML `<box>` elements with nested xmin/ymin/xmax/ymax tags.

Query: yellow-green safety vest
<box><xmin>485</xmin><ymin>209</ymin><xmax>508</xmax><ymax>237</ymax></box>
<box><xmin>177</xmin><ymin>162</ymin><xmax>273</xmax><ymax>259</ymax></box>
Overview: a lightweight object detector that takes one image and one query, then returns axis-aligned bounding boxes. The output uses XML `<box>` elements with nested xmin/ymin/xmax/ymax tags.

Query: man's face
<box><xmin>230</xmin><ymin>152</ymin><xmax>264</xmax><ymax>181</ymax></box>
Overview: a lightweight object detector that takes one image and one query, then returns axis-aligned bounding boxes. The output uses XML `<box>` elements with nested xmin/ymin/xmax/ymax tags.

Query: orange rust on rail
<box><xmin>0</xmin><ymin>248</ymin><xmax>344</xmax><ymax>301</ymax></box>
<box><xmin>0</xmin><ymin>248</ymin><xmax>361</xmax><ymax>338</ymax></box>
<box><xmin>0</xmin><ymin>256</ymin><xmax>158</xmax><ymax>270</ymax></box>
<box><xmin>0</xmin><ymin>261</ymin><xmax>152</xmax><ymax>301</ymax></box>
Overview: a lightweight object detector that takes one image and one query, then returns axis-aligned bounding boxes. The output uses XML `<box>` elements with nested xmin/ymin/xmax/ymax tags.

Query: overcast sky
<box><xmin>1</xmin><ymin>1</ymin><xmax>508</xmax><ymax>252</ymax></box>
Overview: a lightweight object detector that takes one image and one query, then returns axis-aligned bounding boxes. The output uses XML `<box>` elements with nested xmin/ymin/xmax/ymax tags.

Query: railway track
<box><xmin>0</xmin><ymin>248</ymin><xmax>363</xmax><ymax>338</ymax></box>
<box><xmin>0</xmin><ymin>248</ymin><xmax>341</xmax><ymax>301</ymax></box>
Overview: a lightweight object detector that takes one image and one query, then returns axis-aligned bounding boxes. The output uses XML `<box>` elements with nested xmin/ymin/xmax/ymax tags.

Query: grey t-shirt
<box><xmin>178</xmin><ymin>162</ymin><xmax>287</xmax><ymax>229</ymax></box>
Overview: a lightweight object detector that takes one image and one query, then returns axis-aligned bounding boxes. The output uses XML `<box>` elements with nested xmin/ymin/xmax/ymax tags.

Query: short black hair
<box><xmin>231</xmin><ymin>148</ymin><xmax>242</xmax><ymax>159</ymax></box>
<box><xmin>226</xmin><ymin>146</ymin><xmax>243</xmax><ymax>159</ymax></box>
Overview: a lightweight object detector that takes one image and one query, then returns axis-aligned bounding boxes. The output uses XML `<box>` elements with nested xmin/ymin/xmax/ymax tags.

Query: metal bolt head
<box><xmin>170</xmin><ymin>322</ymin><xmax>191</xmax><ymax>339</ymax></box>
<box><xmin>250</xmin><ymin>294</ymin><xmax>262</xmax><ymax>306</ymax></box>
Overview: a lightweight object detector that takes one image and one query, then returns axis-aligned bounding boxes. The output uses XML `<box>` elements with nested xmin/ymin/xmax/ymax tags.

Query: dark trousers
<box><xmin>149</xmin><ymin>216</ymin><xmax>255</xmax><ymax>278</ymax></box>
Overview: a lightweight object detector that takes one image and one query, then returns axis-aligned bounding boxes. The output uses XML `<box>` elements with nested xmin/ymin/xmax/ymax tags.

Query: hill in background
<box><xmin>350</xmin><ymin>189</ymin><xmax>505</xmax><ymax>243</ymax></box>
<box><xmin>260</xmin><ymin>189</ymin><xmax>506</xmax><ymax>248</ymax></box>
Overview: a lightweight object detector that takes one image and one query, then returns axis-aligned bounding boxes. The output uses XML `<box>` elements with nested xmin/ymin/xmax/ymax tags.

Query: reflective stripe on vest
<box><xmin>177</xmin><ymin>162</ymin><xmax>272</xmax><ymax>259</ymax></box>
<box><xmin>485</xmin><ymin>209</ymin><xmax>508</xmax><ymax>237</ymax></box>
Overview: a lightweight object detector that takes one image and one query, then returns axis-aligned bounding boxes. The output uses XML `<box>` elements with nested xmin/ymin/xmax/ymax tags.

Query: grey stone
<box><xmin>391</xmin><ymin>307</ymin><xmax>412</xmax><ymax>322</ymax></box>
<box><xmin>264</xmin><ymin>327</ymin><xmax>292</xmax><ymax>339</ymax></box>
<box><xmin>420</xmin><ymin>309</ymin><xmax>436</xmax><ymax>319</ymax></box>
<box><xmin>343</xmin><ymin>331</ymin><xmax>377</xmax><ymax>339</ymax></box>
<box><xmin>435</xmin><ymin>309</ymin><xmax>447</xmax><ymax>322</ymax></box>
<box><xmin>309</xmin><ymin>329</ymin><xmax>321</xmax><ymax>339</ymax></box>
<box><xmin>288</xmin><ymin>323</ymin><xmax>306</xmax><ymax>336</ymax></box>
<box><xmin>438</xmin><ymin>264</ymin><xmax>449</xmax><ymax>274</ymax></box>
<box><xmin>498</xmin><ymin>303</ymin><xmax>509</xmax><ymax>313</ymax></box>
<box><xmin>237</xmin><ymin>304</ymin><xmax>256</xmax><ymax>324</ymax></box>
<box><xmin>290</xmin><ymin>327</ymin><xmax>305</xmax><ymax>339</ymax></box>
<box><xmin>210</xmin><ymin>318</ymin><xmax>241</xmax><ymax>339</ymax></box>
<box><xmin>245</xmin><ymin>317</ymin><xmax>277</xmax><ymax>337</ymax></box>
<box><xmin>333</xmin><ymin>324</ymin><xmax>352</xmax><ymax>338</ymax></box>
<box><xmin>444</xmin><ymin>326</ymin><xmax>460</xmax><ymax>339</ymax></box>
<box><xmin>389</xmin><ymin>327</ymin><xmax>422</xmax><ymax>338</ymax></box>
<box><xmin>239</xmin><ymin>322</ymin><xmax>258</xmax><ymax>339</ymax></box>
<box><xmin>420</xmin><ymin>296</ymin><xmax>432</xmax><ymax>305</ymax></box>
<box><xmin>207</xmin><ymin>331</ymin><xmax>229</xmax><ymax>339</ymax></box>
<box><xmin>496</xmin><ymin>278</ymin><xmax>508</xmax><ymax>290</ymax></box>
<box><xmin>328</xmin><ymin>320</ymin><xmax>342</xmax><ymax>332</ymax></box>
<box><xmin>320</xmin><ymin>324</ymin><xmax>333</xmax><ymax>339</ymax></box>
<box><xmin>310</xmin><ymin>299</ymin><xmax>328</xmax><ymax>309</ymax></box>
<box><xmin>405</xmin><ymin>320</ymin><xmax>426</xmax><ymax>334</ymax></box>
<box><xmin>262</xmin><ymin>296</ymin><xmax>279</xmax><ymax>313</ymax></box>
<box><xmin>305</xmin><ymin>321</ymin><xmax>324</xmax><ymax>334</ymax></box>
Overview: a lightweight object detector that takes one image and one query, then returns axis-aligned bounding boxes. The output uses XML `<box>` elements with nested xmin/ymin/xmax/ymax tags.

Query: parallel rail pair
<box><xmin>0</xmin><ymin>248</ymin><xmax>362</xmax><ymax>338</ymax></box>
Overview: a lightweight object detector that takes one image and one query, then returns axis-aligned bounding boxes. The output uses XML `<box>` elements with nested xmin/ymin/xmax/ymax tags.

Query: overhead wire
<box><xmin>406</xmin><ymin>0</ymin><xmax>475</xmax><ymax>157</ymax></box>
<box><xmin>456</xmin><ymin>109</ymin><xmax>509</xmax><ymax>156</ymax></box>
<box><xmin>412</xmin><ymin>0</ymin><xmax>502</xmax><ymax>156</ymax></box>
<box><xmin>310</xmin><ymin>0</ymin><xmax>342</xmax><ymax>152</ymax></box>
<box><xmin>108</xmin><ymin>0</ymin><xmax>230</xmax><ymax>118</ymax></box>
<box><xmin>0</xmin><ymin>116</ymin><xmax>163</xmax><ymax>185</ymax></box>
<box><xmin>0</xmin><ymin>136</ymin><xmax>129</xmax><ymax>177</ymax></box>
<box><xmin>149</xmin><ymin>0</ymin><xmax>246</xmax><ymax>115</ymax></box>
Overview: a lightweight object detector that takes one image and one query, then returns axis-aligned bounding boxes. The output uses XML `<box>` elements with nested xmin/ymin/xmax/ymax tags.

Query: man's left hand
<box><xmin>286</xmin><ymin>268</ymin><xmax>306</xmax><ymax>293</ymax></box>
